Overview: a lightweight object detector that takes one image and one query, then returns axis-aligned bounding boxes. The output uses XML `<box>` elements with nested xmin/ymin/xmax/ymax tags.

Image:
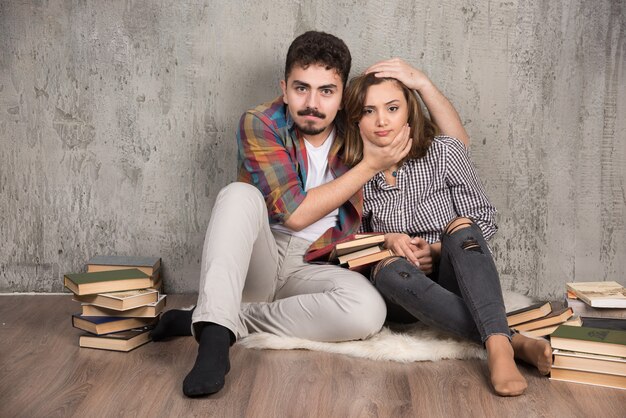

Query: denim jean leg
<box><xmin>373</xmin><ymin>257</ymin><xmax>482</xmax><ymax>343</ymax></box>
<box><xmin>441</xmin><ymin>223</ymin><xmax>510</xmax><ymax>342</ymax></box>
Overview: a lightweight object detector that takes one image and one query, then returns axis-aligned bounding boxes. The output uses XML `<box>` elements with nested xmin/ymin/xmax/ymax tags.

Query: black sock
<box><xmin>150</xmin><ymin>307</ymin><xmax>194</xmax><ymax>341</ymax></box>
<box><xmin>183</xmin><ymin>322</ymin><xmax>232</xmax><ymax>397</ymax></box>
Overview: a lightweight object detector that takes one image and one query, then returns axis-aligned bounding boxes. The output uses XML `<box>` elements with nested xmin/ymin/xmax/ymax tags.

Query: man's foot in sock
<box><xmin>512</xmin><ymin>333</ymin><xmax>552</xmax><ymax>375</ymax></box>
<box><xmin>183</xmin><ymin>322</ymin><xmax>232</xmax><ymax>397</ymax></box>
<box><xmin>486</xmin><ymin>335</ymin><xmax>528</xmax><ymax>397</ymax></box>
<box><xmin>150</xmin><ymin>307</ymin><xmax>195</xmax><ymax>341</ymax></box>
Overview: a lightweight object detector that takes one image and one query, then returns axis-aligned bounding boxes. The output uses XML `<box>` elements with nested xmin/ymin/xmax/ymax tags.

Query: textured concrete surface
<box><xmin>1</xmin><ymin>1</ymin><xmax>624</xmax><ymax>297</ymax></box>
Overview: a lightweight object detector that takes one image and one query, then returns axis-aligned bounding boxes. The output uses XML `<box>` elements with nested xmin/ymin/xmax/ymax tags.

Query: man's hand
<box><xmin>364</xmin><ymin>58</ymin><xmax>470</xmax><ymax>146</ymax></box>
<box><xmin>365</xmin><ymin>58</ymin><xmax>432</xmax><ymax>92</ymax></box>
<box><xmin>384</xmin><ymin>233</ymin><xmax>420</xmax><ymax>266</ymax></box>
<box><xmin>360</xmin><ymin>123</ymin><xmax>412</xmax><ymax>173</ymax></box>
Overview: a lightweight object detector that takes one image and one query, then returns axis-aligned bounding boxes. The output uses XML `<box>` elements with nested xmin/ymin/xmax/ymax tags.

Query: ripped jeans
<box><xmin>371</xmin><ymin>222</ymin><xmax>510</xmax><ymax>344</ymax></box>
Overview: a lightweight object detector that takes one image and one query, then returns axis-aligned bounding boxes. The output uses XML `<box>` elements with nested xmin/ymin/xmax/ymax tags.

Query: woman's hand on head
<box><xmin>365</xmin><ymin>58</ymin><xmax>431</xmax><ymax>92</ymax></box>
<box><xmin>384</xmin><ymin>233</ymin><xmax>420</xmax><ymax>266</ymax></box>
<box><xmin>360</xmin><ymin>123</ymin><xmax>412</xmax><ymax>173</ymax></box>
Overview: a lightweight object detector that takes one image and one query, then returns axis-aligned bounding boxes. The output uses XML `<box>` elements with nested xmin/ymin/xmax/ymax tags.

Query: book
<box><xmin>553</xmin><ymin>349</ymin><xmax>626</xmax><ymax>376</ymax></box>
<box><xmin>512</xmin><ymin>307</ymin><xmax>574</xmax><ymax>332</ymax></box>
<box><xmin>81</xmin><ymin>294</ymin><xmax>166</xmax><ymax>318</ymax></box>
<box><xmin>346</xmin><ymin>249</ymin><xmax>394</xmax><ymax>270</ymax></box>
<box><xmin>78</xmin><ymin>326</ymin><xmax>153</xmax><ymax>352</ymax></box>
<box><xmin>550</xmin><ymin>367</ymin><xmax>626</xmax><ymax>390</ymax></box>
<box><xmin>332</xmin><ymin>234</ymin><xmax>386</xmax><ymax>259</ymax></box>
<box><xmin>64</xmin><ymin>269</ymin><xmax>152</xmax><ymax>295</ymax></box>
<box><xmin>521</xmin><ymin>316</ymin><xmax>582</xmax><ymax>338</ymax></box>
<box><xmin>304</xmin><ymin>233</ymin><xmax>384</xmax><ymax>262</ymax></box>
<box><xmin>506</xmin><ymin>301</ymin><xmax>553</xmax><ymax>327</ymax></box>
<box><xmin>337</xmin><ymin>245</ymin><xmax>384</xmax><ymax>265</ymax></box>
<box><xmin>581</xmin><ymin>317</ymin><xmax>626</xmax><ymax>331</ymax></box>
<box><xmin>565</xmin><ymin>294</ymin><xmax>626</xmax><ymax>319</ymax></box>
<box><xmin>72</xmin><ymin>314</ymin><xmax>157</xmax><ymax>335</ymax></box>
<box><xmin>73</xmin><ymin>288</ymin><xmax>159</xmax><ymax>311</ymax></box>
<box><xmin>566</xmin><ymin>281</ymin><xmax>626</xmax><ymax>308</ymax></box>
<box><xmin>87</xmin><ymin>255</ymin><xmax>161</xmax><ymax>277</ymax></box>
<box><xmin>550</xmin><ymin>325</ymin><xmax>626</xmax><ymax>357</ymax></box>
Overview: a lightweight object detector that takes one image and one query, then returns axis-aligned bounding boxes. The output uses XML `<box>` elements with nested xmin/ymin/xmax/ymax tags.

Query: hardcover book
<box><xmin>550</xmin><ymin>325</ymin><xmax>626</xmax><ymax>358</ymax></box>
<box><xmin>73</xmin><ymin>288</ymin><xmax>159</xmax><ymax>311</ymax></box>
<box><xmin>565</xmin><ymin>294</ymin><xmax>626</xmax><ymax>319</ymax></box>
<box><xmin>506</xmin><ymin>301</ymin><xmax>553</xmax><ymax>327</ymax></box>
<box><xmin>521</xmin><ymin>316</ymin><xmax>582</xmax><ymax>338</ymax></box>
<box><xmin>566</xmin><ymin>281</ymin><xmax>626</xmax><ymax>308</ymax></box>
<box><xmin>512</xmin><ymin>307</ymin><xmax>574</xmax><ymax>332</ymax></box>
<box><xmin>550</xmin><ymin>367</ymin><xmax>626</xmax><ymax>390</ymax></box>
<box><xmin>78</xmin><ymin>326</ymin><xmax>153</xmax><ymax>352</ymax></box>
<box><xmin>581</xmin><ymin>317</ymin><xmax>626</xmax><ymax>331</ymax></box>
<box><xmin>81</xmin><ymin>294</ymin><xmax>166</xmax><ymax>318</ymax></box>
<box><xmin>304</xmin><ymin>233</ymin><xmax>384</xmax><ymax>263</ymax></box>
<box><xmin>87</xmin><ymin>255</ymin><xmax>161</xmax><ymax>276</ymax></box>
<box><xmin>64</xmin><ymin>269</ymin><xmax>152</xmax><ymax>296</ymax></box>
<box><xmin>346</xmin><ymin>248</ymin><xmax>394</xmax><ymax>271</ymax></box>
<box><xmin>72</xmin><ymin>314</ymin><xmax>157</xmax><ymax>335</ymax></box>
<box><xmin>553</xmin><ymin>349</ymin><xmax>626</xmax><ymax>376</ymax></box>
<box><xmin>337</xmin><ymin>245</ymin><xmax>384</xmax><ymax>265</ymax></box>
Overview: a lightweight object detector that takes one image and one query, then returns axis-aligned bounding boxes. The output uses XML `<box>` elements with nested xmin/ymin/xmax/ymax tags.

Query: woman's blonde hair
<box><xmin>342</xmin><ymin>73</ymin><xmax>439</xmax><ymax>167</ymax></box>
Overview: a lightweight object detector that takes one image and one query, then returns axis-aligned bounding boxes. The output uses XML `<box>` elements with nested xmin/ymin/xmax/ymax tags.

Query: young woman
<box><xmin>342</xmin><ymin>59</ymin><xmax>552</xmax><ymax>397</ymax></box>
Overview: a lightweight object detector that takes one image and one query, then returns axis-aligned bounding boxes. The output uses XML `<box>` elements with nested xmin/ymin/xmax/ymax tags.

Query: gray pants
<box><xmin>372</xmin><ymin>223</ymin><xmax>510</xmax><ymax>344</ymax></box>
<box><xmin>191</xmin><ymin>182</ymin><xmax>386</xmax><ymax>342</ymax></box>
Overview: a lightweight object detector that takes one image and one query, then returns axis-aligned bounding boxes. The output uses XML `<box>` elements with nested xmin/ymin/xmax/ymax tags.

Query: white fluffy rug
<box><xmin>238</xmin><ymin>291</ymin><xmax>533</xmax><ymax>362</ymax></box>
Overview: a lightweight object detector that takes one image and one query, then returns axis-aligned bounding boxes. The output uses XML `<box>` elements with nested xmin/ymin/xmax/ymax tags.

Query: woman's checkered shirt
<box><xmin>359</xmin><ymin>136</ymin><xmax>497</xmax><ymax>243</ymax></box>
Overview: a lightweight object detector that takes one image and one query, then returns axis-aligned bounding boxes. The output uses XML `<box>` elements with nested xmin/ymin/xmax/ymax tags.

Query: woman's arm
<box><xmin>444</xmin><ymin>139</ymin><xmax>497</xmax><ymax>239</ymax></box>
<box><xmin>365</xmin><ymin>58</ymin><xmax>469</xmax><ymax>146</ymax></box>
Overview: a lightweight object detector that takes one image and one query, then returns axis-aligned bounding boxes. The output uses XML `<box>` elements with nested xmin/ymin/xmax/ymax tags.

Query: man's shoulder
<box><xmin>243</xmin><ymin>96</ymin><xmax>288</xmax><ymax>125</ymax></box>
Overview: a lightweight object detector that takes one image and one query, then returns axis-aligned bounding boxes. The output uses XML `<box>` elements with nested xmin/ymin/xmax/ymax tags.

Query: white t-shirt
<box><xmin>271</xmin><ymin>129</ymin><xmax>339</xmax><ymax>242</ymax></box>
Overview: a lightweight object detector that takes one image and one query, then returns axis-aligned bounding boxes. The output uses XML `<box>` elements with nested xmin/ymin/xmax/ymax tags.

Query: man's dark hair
<box><xmin>285</xmin><ymin>31</ymin><xmax>351</xmax><ymax>87</ymax></box>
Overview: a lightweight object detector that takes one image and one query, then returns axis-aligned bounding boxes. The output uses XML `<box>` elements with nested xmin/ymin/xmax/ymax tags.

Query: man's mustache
<box><xmin>297</xmin><ymin>108</ymin><xmax>326</xmax><ymax>119</ymax></box>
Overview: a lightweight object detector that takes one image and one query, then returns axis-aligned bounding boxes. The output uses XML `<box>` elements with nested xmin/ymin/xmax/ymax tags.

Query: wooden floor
<box><xmin>1</xmin><ymin>295</ymin><xmax>624</xmax><ymax>418</ymax></box>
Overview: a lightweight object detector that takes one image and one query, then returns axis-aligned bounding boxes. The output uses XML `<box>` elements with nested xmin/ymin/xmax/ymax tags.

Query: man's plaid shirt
<box><xmin>236</xmin><ymin>96</ymin><xmax>362</xmax><ymax>258</ymax></box>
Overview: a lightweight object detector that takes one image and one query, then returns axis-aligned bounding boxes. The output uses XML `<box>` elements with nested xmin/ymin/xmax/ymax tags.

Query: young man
<box><xmin>150</xmin><ymin>31</ymin><xmax>412</xmax><ymax>397</ymax></box>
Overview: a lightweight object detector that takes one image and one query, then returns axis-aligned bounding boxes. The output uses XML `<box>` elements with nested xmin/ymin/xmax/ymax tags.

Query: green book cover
<box><xmin>87</xmin><ymin>255</ymin><xmax>160</xmax><ymax>268</ymax></box>
<box><xmin>65</xmin><ymin>268</ymin><xmax>149</xmax><ymax>285</ymax></box>
<box><xmin>551</xmin><ymin>325</ymin><xmax>626</xmax><ymax>346</ymax></box>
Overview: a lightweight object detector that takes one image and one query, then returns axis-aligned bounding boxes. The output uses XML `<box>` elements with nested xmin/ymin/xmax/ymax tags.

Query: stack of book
<box><xmin>305</xmin><ymin>233</ymin><xmax>393</xmax><ymax>271</ymax></box>
<box><xmin>506</xmin><ymin>301</ymin><xmax>580</xmax><ymax>338</ymax></box>
<box><xmin>550</xmin><ymin>325</ymin><xmax>626</xmax><ymax>390</ymax></box>
<box><xmin>545</xmin><ymin>281</ymin><xmax>626</xmax><ymax>390</ymax></box>
<box><xmin>565</xmin><ymin>281</ymin><xmax>626</xmax><ymax>319</ymax></box>
<box><xmin>64</xmin><ymin>256</ymin><xmax>165</xmax><ymax>352</ymax></box>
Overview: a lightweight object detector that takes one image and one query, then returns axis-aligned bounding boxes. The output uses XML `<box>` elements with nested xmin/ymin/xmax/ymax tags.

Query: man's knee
<box><xmin>342</xmin><ymin>284</ymin><xmax>387</xmax><ymax>340</ymax></box>
<box><xmin>218</xmin><ymin>182</ymin><xmax>265</xmax><ymax>210</ymax></box>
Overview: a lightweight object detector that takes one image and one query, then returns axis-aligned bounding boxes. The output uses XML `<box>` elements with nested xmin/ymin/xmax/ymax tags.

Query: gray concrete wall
<box><xmin>1</xmin><ymin>0</ymin><xmax>624</xmax><ymax>297</ymax></box>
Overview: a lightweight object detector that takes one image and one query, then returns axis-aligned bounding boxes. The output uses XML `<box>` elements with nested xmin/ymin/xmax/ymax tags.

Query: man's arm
<box><xmin>284</xmin><ymin>124</ymin><xmax>412</xmax><ymax>231</ymax></box>
<box><xmin>365</xmin><ymin>58</ymin><xmax>470</xmax><ymax>146</ymax></box>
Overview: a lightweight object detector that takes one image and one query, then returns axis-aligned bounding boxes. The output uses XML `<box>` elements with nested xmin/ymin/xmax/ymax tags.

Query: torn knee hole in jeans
<box><xmin>461</xmin><ymin>238</ymin><xmax>483</xmax><ymax>253</ymax></box>
<box><xmin>372</xmin><ymin>256</ymin><xmax>404</xmax><ymax>278</ymax></box>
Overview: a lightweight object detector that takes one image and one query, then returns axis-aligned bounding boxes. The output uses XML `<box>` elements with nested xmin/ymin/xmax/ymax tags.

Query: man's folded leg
<box><xmin>241</xmin><ymin>236</ymin><xmax>387</xmax><ymax>342</ymax></box>
<box><xmin>185</xmin><ymin>182</ymin><xmax>280</xmax><ymax>397</ymax></box>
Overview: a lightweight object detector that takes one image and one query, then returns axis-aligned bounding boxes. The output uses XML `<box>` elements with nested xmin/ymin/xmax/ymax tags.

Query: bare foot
<box><xmin>485</xmin><ymin>335</ymin><xmax>528</xmax><ymax>396</ymax></box>
<box><xmin>512</xmin><ymin>333</ymin><xmax>552</xmax><ymax>375</ymax></box>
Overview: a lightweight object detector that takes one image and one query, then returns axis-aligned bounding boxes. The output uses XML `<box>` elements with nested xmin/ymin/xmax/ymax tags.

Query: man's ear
<box><xmin>280</xmin><ymin>79</ymin><xmax>288</xmax><ymax>104</ymax></box>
